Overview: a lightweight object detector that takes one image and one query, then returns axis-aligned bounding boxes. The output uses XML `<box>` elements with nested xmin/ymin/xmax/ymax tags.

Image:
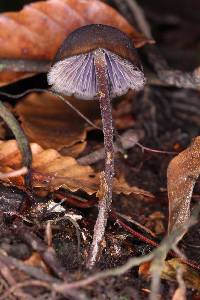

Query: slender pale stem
<box><xmin>87</xmin><ymin>49</ymin><xmax>114</xmax><ymax>268</ymax></box>
<box><xmin>0</xmin><ymin>101</ymin><xmax>32</xmax><ymax>186</ymax></box>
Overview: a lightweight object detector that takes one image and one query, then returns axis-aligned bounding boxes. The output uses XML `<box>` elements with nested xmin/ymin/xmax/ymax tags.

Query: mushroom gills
<box><xmin>48</xmin><ymin>49</ymin><xmax>145</xmax><ymax>100</ymax></box>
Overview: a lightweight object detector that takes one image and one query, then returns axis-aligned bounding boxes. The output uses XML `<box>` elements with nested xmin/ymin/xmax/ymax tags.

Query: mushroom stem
<box><xmin>0</xmin><ymin>100</ymin><xmax>32</xmax><ymax>186</ymax></box>
<box><xmin>87</xmin><ymin>49</ymin><xmax>114</xmax><ymax>268</ymax></box>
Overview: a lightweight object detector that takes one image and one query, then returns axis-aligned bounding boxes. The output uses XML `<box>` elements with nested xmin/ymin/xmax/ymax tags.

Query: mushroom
<box><xmin>47</xmin><ymin>24</ymin><xmax>145</xmax><ymax>267</ymax></box>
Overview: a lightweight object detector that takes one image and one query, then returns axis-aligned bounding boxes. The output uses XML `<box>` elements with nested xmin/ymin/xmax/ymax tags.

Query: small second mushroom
<box><xmin>48</xmin><ymin>24</ymin><xmax>145</xmax><ymax>267</ymax></box>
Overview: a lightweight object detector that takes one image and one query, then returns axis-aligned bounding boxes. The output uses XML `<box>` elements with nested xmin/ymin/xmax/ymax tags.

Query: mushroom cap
<box><xmin>54</xmin><ymin>24</ymin><xmax>142</xmax><ymax>69</ymax></box>
<box><xmin>48</xmin><ymin>24</ymin><xmax>145</xmax><ymax>100</ymax></box>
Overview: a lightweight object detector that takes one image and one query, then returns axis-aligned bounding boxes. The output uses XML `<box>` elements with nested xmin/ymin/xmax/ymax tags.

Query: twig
<box><xmin>0</xmin><ymin>252</ymin><xmax>59</xmax><ymax>283</ymax></box>
<box><xmin>0</xmin><ymin>101</ymin><xmax>32</xmax><ymax>186</ymax></box>
<box><xmin>114</xmin><ymin>211</ymin><xmax>156</xmax><ymax>238</ymax></box>
<box><xmin>45</xmin><ymin>221</ymin><xmax>53</xmax><ymax>247</ymax></box>
<box><xmin>55</xmin><ymin>252</ymin><xmax>154</xmax><ymax>292</ymax></box>
<box><xmin>136</xmin><ymin>142</ymin><xmax>176</xmax><ymax>155</ymax></box>
<box><xmin>78</xmin><ymin>128</ymin><xmax>175</xmax><ymax>167</ymax></box>
<box><xmin>115</xmin><ymin>0</ymin><xmax>200</xmax><ymax>90</ymax></box>
<box><xmin>12</xmin><ymin>224</ymin><xmax>69</xmax><ymax>281</ymax></box>
<box><xmin>49</xmin><ymin>90</ymin><xmax>101</xmax><ymax>130</ymax></box>
<box><xmin>146</xmin><ymin>50</ymin><xmax>200</xmax><ymax>89</ymax></box>
<box><xmin>0</xmin><ymin>59</ymin><xmax>50</xmax><ymax>72</ymax></box>
<box><xmin>45</xmin><ymin>204</ymin><xmax>200</xmax><ymax>297</ymax></box>
<box><xmin>110</xmin><ymin>211</ymin><xmax>158</xmax><ymax>248</ymax></box>
<box><xmin>125</xmin><ymin>0</ymin><xmax>153</xmax><ymax>39</ymax></box>
<box><xmin>52</xmin><ymin>226</ymin><xmax>183</xmax><ymax>293</ymax></box>
<box><xmin>0</xmin><ymin>259</ymin><xmax>32</xmax><ymax>300</ymax></box>
<box><xmin>0</xmin><ymin>166</ymin><xmax>27</xmax><ymax>179</ymax></box>
<box><xmin>149</xmin><ymin>204</ymin><xmax>200</xmax><ymax>300</ymax></box>
<box><xmin>0</xmin><ymin>280</ymin><xmax>86</xmax><ymax>300</ymax></box>
<box><xmin>0</xmin><ymin>56</ymin><xmax>179</xmax><ymax>88</ymax></box>
<box><xmin>1</xmin><ymin>208</ymin><xmax>199</xmax><ymax>299</ymax></box>
<box><xmin>0</xmin><ymin>280</ymin><xmax>52</xmax><ymax>300</ymax></box>
<box><xmin>78</xmin><ymin>129</ymin><xmax>143</xmax><ymax>165</ymax></box>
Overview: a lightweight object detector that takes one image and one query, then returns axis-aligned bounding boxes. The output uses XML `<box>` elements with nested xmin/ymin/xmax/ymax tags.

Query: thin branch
<box><xmin>0</xmin><ymin>59</ymin><xmax>50</xmax><ymax>72</ymax></box>
<box><xmin>0</xmin><ymin>252</ymin><xmax>59</xmax><ymax>283</ymax></box>
<box><xmin>1</xmin><ymin>207</ymin><xmax>199</xmax><ymax>299</ymax></box>
<box><xmin>115</xmin><ymin>0</ymin><xmax>200</xmax><ymax>90</ymax></box>
<box><xmin>78</xmin><ymin>129</ymin><xmax>143</xmax><ymax>165</ymax></box>
<box><xmin>49</xmin><ymin>90</ymin><xmax>101</xmax><ymax>130</ymax></box>
<box><xmin>0</xmin><ymin>280</ymin><xmax>52</xmax><ymax>300</ymax></box>
<box><xmin>0</xmin><ymin>100</ymin><xmax>32</xmax><ymax>186</ymax></box>
<box><xmin>0</xmin><ymin>259</ymin><xmax>32</xmax><ymax>300</ymax></box>
<box><xmin>125</xmin><ymin>0</ymin><xmax>153</xmax><ymax>39</ymax></box>
<box><xmin>12</xmin><ymin>224</ymin><xmax>69</xmax><ymax>281</ymax></box>
<box><xmin>49</xmin><ymin>204</ymin><xmax>200</xmax><ymax>297</ymax></box>
<box><xmin>0</xmin><ymin>166</ymin><xmax>27</xmax><ymax>179</ymax></box>
<box><xmin>52</xmin><ymin>225</ymin><xmax>185</xmax><ymax>293</ymax></box>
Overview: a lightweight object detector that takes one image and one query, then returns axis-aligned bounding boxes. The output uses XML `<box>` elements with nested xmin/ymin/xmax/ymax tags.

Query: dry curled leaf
<box><xmin>139</xmin><ymin>258</ymin><xmax>200</xmax><ymax>291</ymax></box>
<box><xmin>15</xmin><ymin>92</ymin><xmax>100</xmax><ymax>153</ymax></box>
<box><xmin>0</xmin><ymin>0</ymin><xmax>151</xmax><ymax>86</ymax></box>
<box><xmin>167</xmin><ymin>137</ymin><xmax>200</xmax><ymax>239</ymax></box>
<box><xmin>0</xmin><ymin>140</ymin><xmax>153</xmax><ymax>198</ymax></box>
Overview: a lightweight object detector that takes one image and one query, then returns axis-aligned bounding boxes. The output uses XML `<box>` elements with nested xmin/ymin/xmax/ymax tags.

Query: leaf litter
<box><xmin>0</xmin><ymin>0</ymin><xmax>151</xmax><ymax>87</ymax></box>
<box><xmin>15</xmin><ymin>92</ymin><xmax>100</xmax><ymax>152</ymax></box>
<box><xmin>0</xmin><ymin>0</ymin><xmax>199</xmax><ymax>299</ymax></box>
<box><xmin>0</xmin><ymin>139</ymin><xmax>153</xmax><ymax>198</ymax></box>
<box><xmin>167</xmin><ymin>136</ymin><xmax>200</xmax><ymax>239</ymax></box>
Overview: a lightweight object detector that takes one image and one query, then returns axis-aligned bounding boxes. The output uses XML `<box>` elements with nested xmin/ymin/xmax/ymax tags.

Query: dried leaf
<box><xmin>15</xmin><ymin>92</ymin><xmax>100</xmax><ymax>152</ymax></box>
<box><xmin>0</xmin><ymin>140</ymin><xmax>153</xmax><ymax>198</ymax></box>
<box><xmin>0</xmin><ymin>0</ymin><xmax>151</xmax><ymax>86</ymax></box>
<box><xmin>139</xmin><ymin>258</ymin><xmax>200</xmax><ymax>291</ymax></box>
<box><xmin>24</xmin><ymin>252</ymin><xmax>49</xmax><ymax>273</ymax></box>
<box><xmin>167</xmin><ymin>137</ymin><xmax>200</xmax><ymax>237</ymax></box>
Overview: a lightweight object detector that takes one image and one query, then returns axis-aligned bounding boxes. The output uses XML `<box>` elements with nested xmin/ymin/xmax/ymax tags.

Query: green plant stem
<box><xmin>0</xmin><ymin>100</ymin><xmax>32</xmax><ymax>186</ymax></box>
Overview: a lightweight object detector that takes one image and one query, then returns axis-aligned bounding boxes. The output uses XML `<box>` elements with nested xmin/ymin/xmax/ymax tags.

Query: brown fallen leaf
<box><xmin>15</xmin><ymin>92</ymin><xmax>100</xmax><ymax>152</ymax></box>
<box><xmin>24</xmin><ymin>252</ymin><xmax>50</xmax><ymax>274</ymax></box>
<box><xmin>0</xmin><ymin>0</ymin><xmax>151</xmax><ymax>86</ymax></box>
<box><xmin>167</xmin><ymin>137</ymin><xmax>200</xmax><ymax>239</ymax></box>
<box><xmin>0</xmin><ymin>140</ymin><xmax>153</xmax><ymax>198</ymax></box>
<box><xmin>139</xmin><ymin>258</ymin><xmax>200</xmax><ymax>291</ymax></box>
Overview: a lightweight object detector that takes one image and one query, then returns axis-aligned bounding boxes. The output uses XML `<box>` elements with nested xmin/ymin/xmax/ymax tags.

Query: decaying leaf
<box><xmin>139</xmin><ymin>258</ymin><xmax>200</xmax><ymax>291</ymax></box>
<box><xmin>167</xmin><ymin>136</ymin><xmax>200</xmax><ymax>238</ymax></box>
<box><xmin>0</xmin><ymin>140</ymin><xmax>153</xmax><ymax>198</ymax></box>
<box><xmin>0</xmin><ymin>0</ymin><xmax>151</xmax><ymax>86</ymax></box>
<box><xmin>160</xmin><ymin>259</ymin><xmax>200</xmax><ymax>290</ymax></box>
<box><xmin>15</xmin><ymin>92</ymin><xmax>100</xmax><ymax>152</ymax></box>
<box><xmin>24</xmin><ymin>252</ymin><xmax>50</xmax><ymax>274</ymax></box>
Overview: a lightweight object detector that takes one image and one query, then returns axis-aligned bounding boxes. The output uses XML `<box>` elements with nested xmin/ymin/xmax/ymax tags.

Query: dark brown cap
<box><xmin>54</xmin><ymin>24</ymin><xmax>142</xmax><ymax>70</ymax></box>
<box><xmin>48</xmin><ymin>24</ymin><xmax>145</xmax><ymax>100</ymax></box>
